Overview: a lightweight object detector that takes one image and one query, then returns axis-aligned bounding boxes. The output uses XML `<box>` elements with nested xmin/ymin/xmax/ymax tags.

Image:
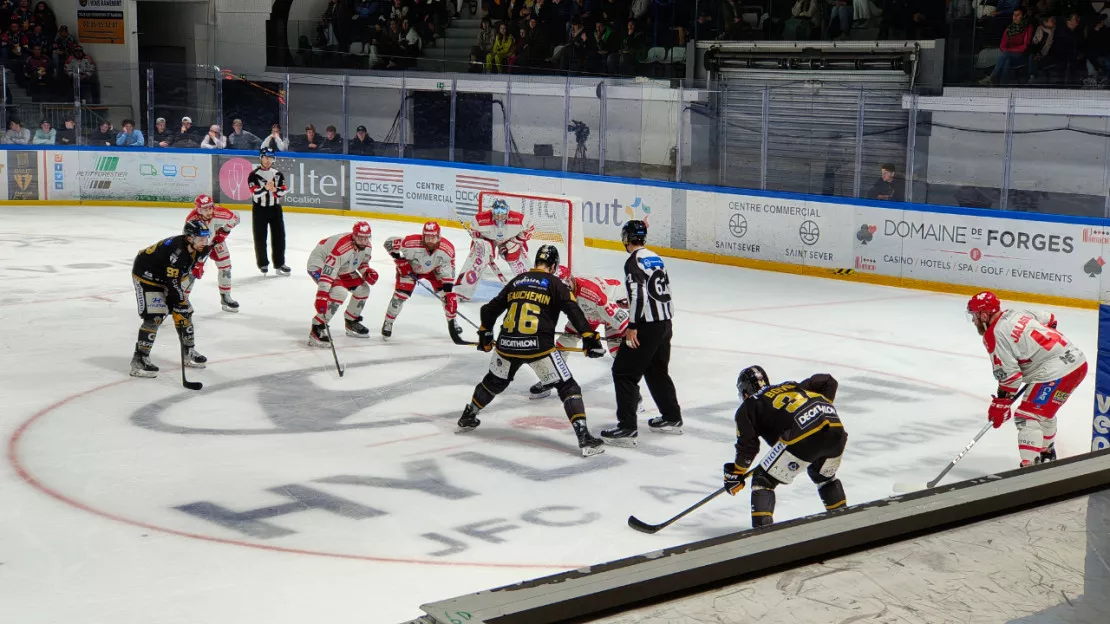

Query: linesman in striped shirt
<box><xmin>601</xmin><ymin>220</ymin><xmax>682</xmax><ymax>446</ymax></box>
<box><xmin>248</xmin><ymin>147</ymin><xmax>290</xmax><ymax>276</ymax></box>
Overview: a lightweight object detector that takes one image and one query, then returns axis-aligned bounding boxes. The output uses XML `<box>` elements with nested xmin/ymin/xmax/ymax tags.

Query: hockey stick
<box><xmin>323</xmin><ymin>324</ymin><xmax>345</xmax><ymax>377</ymax></box>
<box><xmin>179</xmin><ymin>344</ymin><xmax>202</xmax><ymax>391</ymax></box>
<box><xmin>628</xmin><ymin>487</ymin><xmax>728</xmax><ymax>534</ymax></box>
<box><xmin>411</xmin><ymin>276</ymin><xmax>482</xmax><ymax>331</ymax></box>
<box><xmin>893</xmin><ymin>384</ymin><xmax>1029</xmax><ymax>493</ymax></box>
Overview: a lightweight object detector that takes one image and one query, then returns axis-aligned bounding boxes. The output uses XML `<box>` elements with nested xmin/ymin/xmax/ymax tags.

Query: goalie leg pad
<box><xmin>506</xmin><ymin>257</ymin><xmax>529</xmax><ymax>276</ymax></box>
<box><xmin>455</xmin><ymin>239</ymin><xmax>495</xmax><ymax>302</ymax></box>
<box><xmin>817</xmin><ymin>478</ymin><xmax>847</xmax><ymax>511</ymax></box>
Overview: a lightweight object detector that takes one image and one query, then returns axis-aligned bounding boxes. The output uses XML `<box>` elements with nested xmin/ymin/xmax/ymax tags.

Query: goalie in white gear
<box><xmin>382</xmin><ymin>221</ymin><xmax>466</xmax><ymax>344</ymax></box>
<box><xmin>967</xmin><ymin>291</ymin><xmax>1088</xmax><ymax>467</ymax></box>
<box><xmin>306</xmin><ymin>221</ymin><xmax>379</xmax><ymax>346</ymax></box>
<box><xmin>454</xmin><ymin>198</ymin><xmax>535</xmax><ymax>301</ymax></box>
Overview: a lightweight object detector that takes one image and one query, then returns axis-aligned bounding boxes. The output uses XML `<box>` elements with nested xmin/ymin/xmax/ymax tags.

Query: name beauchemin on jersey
<box><xmin>507</xmin><ymin>290</ymin><xmax>552</xmax><ymax>305</ymax></box>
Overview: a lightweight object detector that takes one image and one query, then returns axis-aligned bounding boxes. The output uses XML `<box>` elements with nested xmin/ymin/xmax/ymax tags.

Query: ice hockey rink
<box><xmin>0</xmin><ymin>205</ymin><xmax>1099</xmax><ymax>623</ymax></box>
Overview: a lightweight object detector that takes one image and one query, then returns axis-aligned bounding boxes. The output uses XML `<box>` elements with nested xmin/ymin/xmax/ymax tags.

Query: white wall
<box><xmin>48</xmin><ymin>0</ymin><xmax>139</xmax><ymax>112</ymax></box>
<box><xmin>214</xmin><ymin>0</ymin><xmax>270</xmax><ymax>74</ymax></box>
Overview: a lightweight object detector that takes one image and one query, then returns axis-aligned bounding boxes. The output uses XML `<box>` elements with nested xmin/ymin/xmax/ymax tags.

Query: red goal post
<box><xmin>477</xmin><ymin>190</ymin><xmax>586</xmax><ymax>271</ymax></box>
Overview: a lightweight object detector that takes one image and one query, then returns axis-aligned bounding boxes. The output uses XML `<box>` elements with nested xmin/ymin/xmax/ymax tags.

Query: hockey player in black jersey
<box><xmin>457</xmin><ymin>244</ymin><xmax>608</xmax><ymax>457</ymax></box>
<box><xmin>129</xmin><ymin>220</ymin><xmax>211</xmax><ymax>378</ymax></box>
<box><xmin>725</xmin><ymin>366</ymin><xmax>848</xmax><ymax>527</ymax></box>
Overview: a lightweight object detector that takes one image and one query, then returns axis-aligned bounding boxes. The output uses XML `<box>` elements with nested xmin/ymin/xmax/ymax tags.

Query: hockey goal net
<box><xmin>478</xmin><ymin>190</ymin><xmax>586</xmax><ymax>271</ymax></box>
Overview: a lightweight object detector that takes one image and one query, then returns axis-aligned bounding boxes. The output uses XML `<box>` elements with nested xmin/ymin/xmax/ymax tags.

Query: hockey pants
<box><xmin>1014</xmin><ymin>362</ymin><xmax>1088</xmax><ymax>465</ymax></box>
<box><xmin>310</xmin><ymin>270</ymin><xmax>370</xmax><ymax>325</ymax></box>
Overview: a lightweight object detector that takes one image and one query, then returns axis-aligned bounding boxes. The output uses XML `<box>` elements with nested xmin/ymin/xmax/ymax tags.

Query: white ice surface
<box><xmin>0</xmin><ymin>206</ymin><xmax>1097</xmax><ymax>624</ymax></box>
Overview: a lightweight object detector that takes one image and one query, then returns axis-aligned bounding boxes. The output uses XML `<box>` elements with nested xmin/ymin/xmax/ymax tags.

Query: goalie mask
<box><xmin>490</xmin><ymin>198</ymin><xmax>510</xmax><ymax>223</ymax></box>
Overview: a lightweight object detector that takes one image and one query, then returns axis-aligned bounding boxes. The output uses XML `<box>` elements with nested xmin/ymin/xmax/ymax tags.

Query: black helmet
<box><xmin>737</xmin><ymin>365</ymin><xmax>769</xmax><ymax>399</ymax></box>
<box><xmin>260</xmin><ymin>146</ymin><xmax>276</xmax><ymax>158</ymax></box>
<box><xmin>621</xmin><ymin>220</ymin><xmax>647</xmax><ymax>246</ymax></box>
<box><xmin>183</xmin><ymin>219</ymin><xmax>211</xmax><ymax>242</ymax></box>
<box><xmin>534</xmin><ymin>244</ymin><xmax>560</xmax><ymax>269</ymax></box>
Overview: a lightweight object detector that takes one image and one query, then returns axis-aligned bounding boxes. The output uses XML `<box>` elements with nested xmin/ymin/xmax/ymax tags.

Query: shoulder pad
<box><xmin>438</xmin><ymin>239</ymin><xmax>456</xmax><ymax>256</ymax></box>
<box><xmin>401</xmin><ymin>234</ymin><xmax>424</xmax><ymax>248</ymax></box>
<box><xmin>332</xmin><ymin>234</ymin><xmax>354</xmax><ymax>255</ymax></box>
<box><xmin>506</xmin><ymin>211</ymin><xmax>526</xmax><ymax>225</ymax></box>
<box><xmin>474</xmin><ymin>212</ymin><xmax>494</xmax><ymax>226</ymax></box>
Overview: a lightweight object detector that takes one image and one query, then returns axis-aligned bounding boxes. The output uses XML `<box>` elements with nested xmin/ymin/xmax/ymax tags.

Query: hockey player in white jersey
<box><xmin>529</xmin><ymin>265</ymin><xmax>629</xmax><ymax>399</ymax></box>
<box><xmin>968</xmin><ymin>291</ymin><xmax>1088</xmax><ymax>467</ymax></box>
<box><xmin>182</xmin><ymin>194</ymin><xmax>241</xmax><ymax>312</ymax></box>
<box><xmin>306</xmin><ymin>221</ymin><xmax>379</xmax><ymax>346</ymax></box>
<box><xmin>454</xmin><ymin>198</ymin><xmax>534</xmax><ymax>301</ymax></box>
<box><xmin>382</xmin><ymin>221</ymin><xmax>467</xmax><ymax>344</ymax></box>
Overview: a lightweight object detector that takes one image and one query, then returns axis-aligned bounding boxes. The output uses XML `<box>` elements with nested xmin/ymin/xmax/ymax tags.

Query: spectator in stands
<box><xmin>548</xmin><ymin>0</ymin><xmax>574</xmax><ymax>38</ymax></box>
<box><xmin>615</xmin><ymin>18</ymin><xmax>645</xmax><ymax>74</ymax></box>
<box><xmin>201</xmin><ymin>124</ymin><xmax>227</xmax><ymax>149</ymax></box>
<box><xmin>1053</xmin><ymin>12</ymin><xmax>1085</xmax><ymax>85</ymax></box>
<box><xmin>470</xmin><ymin>16</ymin><xmax>495</xmax><ymax>72</ymax></box>
<box><xmin>2</xmin><ymin>119</ymin><xmax>28</xmax><ymax>144</ymax></box>
<box><xmin>261</xmin><ymin>123</ymin><xmax>287</xmax><ymax>151</ymax></box>
<box><xmin>349</xmin><ymin>125</ymin><xmax>375</xmax><ymax>155</ymax></box>
<box><xmin>982</xmin><ymin>7</ymin><xmax>1032</xmax><ymax>84</ymax></box>
<box><xmin>488</xmin><ymin>0</ymin><xmax>510</xmax><ymax>21</ymax></box>
<box><xmin>828</xmin><ymin>0</ymin><xmax>853</xmax><ymax>39</ymax></box>
<box><xmin>1030</xmin><ymin>14</ymin><xmax>1060</xmax><ymax>82</ymax></box>
<box><xmin>291</xmin><ymin>124</ymin><xmax>321</xmax><ymax>152</ymax></box>
<box><xmin>486</xmin><ymin>21</ymin><xmax>514</xmax><ymax>72</ymax></box>
<box><xmin>525</xmin><ymin>16</ymin><xmax>550</xmax><ymax>66</ymax></box>
<box><xmin>153</xmin><ymin>117</ymin><xmax>173</xmax><ymax>147</ymax></box>
<box><xmin>785</xmin><ymin>0</ymin><xmax>822</xmax><ymax>40</ymax></box>
<box><xmin>320</xmin><ymin>124</ymin><xmax>344</xmax><ymax>152</ymax></box>
<box><xmin>51</xmin><ymin>24</ymin><xmax>75</xmax><ymax>77</ymax></box>
<box><xmin>591</xmin><ymin>20</ymin><xmax>617</xmax><ymax>74</ymax></box>
<box><xmin>400</xmin><ymin>17</ymin><xmax>422</xmax><ymax>59</ymax></box>
<box><xmin>553</xmin><ymin>18</ymin><xmax>589</xmax><ymax>73</ymax></box>
<box><xmin>868</xmin><ymin>163</ymin><xmax>905</xmax><ymax>201</ymax></box>
<box><xmin>32</xmin><ymin>2</ymin><xmax>55</xmax><ymax>34</ymax></box>
<box><xmin>228</xmin><ymin>118</ymin><xmax>262</xmax><ymax>151</ymax></box>
<box><xmin>0</xmin><ymin>22</ymin><xmax>26</xmax><ymax>71</ymax></box>
<box><xmin>31</xmin><ymin>118</ymin><xmax>53</xmax><ymax>144</ymax></box>
<box><xmin>1086</xmin><ymin>18</ymin><xmax>1110</xmax><ymax>83</ymax></box>
<box><xmin>694</xmin><ymin>9</ymin><xmax>717</xmax><ymax>40</ymax></box>
<box><xmin>25</xmin><ymin>23</ymin><xmax>47</xmax><ymax>54</ymax></box>
<box><xmin>116</xmin><ymin>118</ymin><xmax>144</xmax><ymax>146</ymax></box>
<box><xmin>391</xmin><ymin>0</ymin><xmax>409</xmax><ymax>22</ymax></box>
<box><xmin>171</xmin><ymin>116</ymin><xmax>200</xmax><ymax>148</ymax></box>
<box><xmin>351</xmin><ymin>0</ymin><xmax>381</xmax><ymax>41</ymax></box>
<box><xmin>23</xmin><ymin>44</ymin><xmax>51</xmax><ymax>101</ymax></box>
<box><xmin>599</xmin><ymin>0</ymin><xmax>628</xmax><ymax>24</ymax></box>
<box><xmin>509</xmin><ymin>23</ymin><xmax>530</xmax><ymax>72</ymax></box>
<box><xmin>64</xmin><ymin>45</ymin><xmax>98</xmax><ymax>103</ymax></box>
<box><xmin>89</xmin><ymin>120</ymin><xmax>114</xmax><ymax>146</ymax></box>
<box><xmin>55</xmin><ymin>117</ymin><xmax>75</xmax><ymax>145</ymax></box>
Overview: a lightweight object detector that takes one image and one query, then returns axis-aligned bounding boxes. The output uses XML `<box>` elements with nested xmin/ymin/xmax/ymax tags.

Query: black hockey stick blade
<box><xmin>627</xmin><ymin>486</ymin><xmax>728</xmax><ymax>534</ymax></box>
<box><xmin>180</xmin><ymin>346</ymin><xmax>202</xmax><ymax>391</ymax></box>
<box><xmin>324</xmin><ymin>325</ymin><xmax>344</xmax><ymax>377</ymax></box>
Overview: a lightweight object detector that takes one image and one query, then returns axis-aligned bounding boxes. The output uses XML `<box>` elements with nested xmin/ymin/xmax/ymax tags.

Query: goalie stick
<box><xmin>628</xmin><ymin>486</ymin><xmax>728</xmax><ymax>534</ymax></box>
<box><xmin>893</xmin><ymin>384</ymin><xmax>1029</xmax><ymax>493</ymax></box>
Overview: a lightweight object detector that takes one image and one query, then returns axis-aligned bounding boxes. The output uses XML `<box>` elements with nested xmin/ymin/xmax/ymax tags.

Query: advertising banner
<box><xmin>854</xmin><ymin>206</ymin><xmax>1102</xmax><ymax>300</ymax></box>
<box><xmin>216</xmin><ymin>155</ymin><xmax>348</xmax><ymax>210</ymax></box>
<box><xmin>571</xmin><ymin>178</ymin><xmax>672</xmax><ymax>247</ymax></box>
<box><xmin>348</xmin><ymin>161</ymin><xmax>502</xmax><ymax>221</ymax></box>
<box><xmin>49</xmin><ymin>150</ymin><xmax>211</xmax><ymax>203</ymax></box>
<box><xmin>685</xmin><ymin>190</ymin><xmax>854</xmax><ymax>268</ymax></box>
<box><xmin>7</xmin><ymin>150</ymin><xmax>38</xmax><ymax>201</ymax></box>
<box><xmin>1095</xmin><ymin>305</ymin><xmax>1110</xmax><ymax>452</ymax></box>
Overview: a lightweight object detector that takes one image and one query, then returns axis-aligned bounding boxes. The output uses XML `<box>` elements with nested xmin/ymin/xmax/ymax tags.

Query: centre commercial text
<box><xmin>728</xmin><ymin>201</ymin><xmax>823</xmax><ymax>217</ymax></box>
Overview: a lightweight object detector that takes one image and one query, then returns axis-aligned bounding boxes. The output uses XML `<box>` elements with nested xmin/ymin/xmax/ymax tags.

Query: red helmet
<box><xmin>352</xmin><ymin>221</ymin><xmax>372</xmax><ymax>238</ymax></box>
<box><xmin>423</xmin><ymin>220</ymin><xmax>441</xmax><ymax>241</ymax></box>
<box><xmin>194</xmin><ymin>194</ymin><xmax>215</xmax><ymax>213</ymax></box>
<box><xmin>967</xmin><ymin>291</ymin><xmax>1001</xmax><ymax>317</ymax></box>
<box><xmin>553</xmin><ymin>265</ymin><xmax>575</xmax><ymax>291</ymax></box>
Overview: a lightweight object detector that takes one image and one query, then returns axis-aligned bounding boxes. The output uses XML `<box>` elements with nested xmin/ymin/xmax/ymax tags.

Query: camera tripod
<box><xmin>570</xmin><ymin>140</ymin><xmax>588</xmax><ymax>173</ymax></box>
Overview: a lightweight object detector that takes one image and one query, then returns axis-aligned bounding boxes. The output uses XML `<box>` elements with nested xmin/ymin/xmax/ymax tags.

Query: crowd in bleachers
<box><xmin>969</xmin><ymin>0</ymin><xmax>1110</xmax><ymax>86</ymax></box>
<box><xmin>0</xmin><ymin>1</ymin><xmax>100</xmax><ymax>104</ymax></box>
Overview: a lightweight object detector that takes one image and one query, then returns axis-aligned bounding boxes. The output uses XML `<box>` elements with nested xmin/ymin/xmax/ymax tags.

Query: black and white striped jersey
<box><xmin>623</xmin><ymin>248</ymin><xmax>673</xmax><ymax>327</ymax></box>
<box><xmin>247</xmin><ymin>166</ymin><xmax>287</xmax><ymax>208</ymax></box>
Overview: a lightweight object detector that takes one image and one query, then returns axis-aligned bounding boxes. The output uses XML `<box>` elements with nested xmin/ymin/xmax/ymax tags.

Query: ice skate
<box><xmin>528</xmin><ymin>381</ymin><xmax>551</xmax><ymax>399</ymax></box>
<box><xmin>1037</xmin><ymin>445</ymin><xmax>1057</xmax><ymax>464</ymax></box>
<box><xmin>276</xmin><ymin>265</ymin><xmax>291</xmax><ymax>276</ymax></box>
<box><xmin>600</xmin><ymin>426</ymin><xmax>638</xmax><ymax>447</ymax></box>
<box><xmin>259</xmin><ymin>264</ymin><xmax>269</xmax><ymax>275</ymax></box>
<box><xmin>345</xmin><ymin>316</ymin><xmax>370</xmax><ymax>338</ymax></box>
<box><xmin>220</xmin><ymin>293</ymin><xmax>239</xmax><ymax>313</ymax></box>
<box><xmin>647</xmin><ymin>416</ymin><xmax>683</xmax><ymax>434</ymax></box>
<box><xmin>308</xmin><ymin>323</ymin><xmax>330</xmax><ymax>348</ymax></box>
<box><xmin>183</xmin><ymin>347</ymin><xmax>207</xmax><ymax>368</ymax></box>
<box><xmin>129</xmin><ymin>353</ymin><xmax>158</xmax><ymax>378</ymax></box>
<box><xmin>578</xmin><ymin>432</ymin><xmax>605</xmax><ymax>457</ymax></box>
<box><xmin>456</xmin><ymin>403</ymin><xmax>481</xmax><ymax>432</ymax></box>
<box><xmin>381</xmin><ymin>318</ymin><xmax>394</xmax><ymax>340</ymax></box>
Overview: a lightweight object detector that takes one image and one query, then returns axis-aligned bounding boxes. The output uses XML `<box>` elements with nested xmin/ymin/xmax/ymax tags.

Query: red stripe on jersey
<box><xmin>330</xmin><ymin>234</ymin><xmax>355</xmax><ymax>257</ymax></box>
<box><xmin>437</xmin><ymin>239</ymin><xmax>456</xmax><ymax>258</ymax></box>
<box><xmin>213</xmin><ymin>207</ymin><xmax>237</xmax><ymax>221</ymax></box>
<box><xmin>576</xmin><ymin>279</ymin><xmax>607</xmax><ymax>306</ymax></box>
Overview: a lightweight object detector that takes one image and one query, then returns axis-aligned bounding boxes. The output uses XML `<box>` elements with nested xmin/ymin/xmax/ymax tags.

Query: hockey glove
<box><xmin>363</xmin><ymin>268</ymin><xmax>379</xmax><ymax>286</ymax></box>
<box><xmin>315</xmin><ymin>291</ymin><xmax>330</xmax><ymax>315</ymax></box>
<box><xmin>443</xmin><ymin>291</ymin><xmax>458</xmax><ymax>317</ymax></box>
<box><xmin>988</xmin><ymin>395</ymin><xmax>1015</xmax><ymax>429</ymax></box>
<box><xmin>477</xmin><ymin>326</ymin><xmax>494</xmax><ymax>352</ymax></box>
<box><xmin>1048</xmin><ymin>317</ymin><xmax>1058</xmax><ymax>330</ymax></box>
<box><xmin>723</xmin><ymin>462</ymin><xmax>748</xmax><ymax>496</ymax></box>
<box><xmin>211</xmin><ymin>230</ymin><xmax>228</xmax><ymax>246</ymax></box>
<box><xmin>191</xmin><ymin>262</ymin><xmax>205</xmax><ymax>279</ymax></box>
<box><xmin>581</xmin><ymin>331</ymin><xmax>606</xmax><ymax>359</ymax></box>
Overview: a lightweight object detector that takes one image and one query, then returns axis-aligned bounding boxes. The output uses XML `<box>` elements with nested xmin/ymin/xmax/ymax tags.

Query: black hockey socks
<box><xmin>135</xmin><ymin>321</ymin><xmax>159</xmax><ymax>356</ymax></box>
<box><xmin>817</xmin><ymin>479</ymin><xmax>847</xmax><ymax>512</ymax></box>
<box><xmin>751</xmin><ymin>488</ymin><xmax>775</xmax><ymax>528</ymax></box>
<box><xmin>173</xmin><ymin>312</ymin><xmax>195</xmax><ymax>348</ymax></box>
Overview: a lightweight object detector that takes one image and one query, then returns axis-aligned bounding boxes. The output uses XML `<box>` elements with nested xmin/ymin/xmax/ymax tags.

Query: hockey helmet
<box><xmin>351</xmin><ymin>221</ymin><xmax>372</xmax><ymax>248</ymax></box>
<box><xmin>490</xmin><ymin>198</ymin><xmax>510</xmax><ymax>221</ymax></box>
<box><xmin>259</xmin><ymin>146</ymin><xmax>277</xmax><ymax>160</ymax></box>
<box><xmin>534</xmin><ymin>244</ymin><xmax>560</xmax><ymax>269</ymax></box>
<box><xmin>194</xmin><ymin>194</ymin><xmax>215</xmax><ymax>217</ymax></box>
<box><xmin>621</xmin><ymin>220</ymin><xmax>648</xmax><ymax>246</ymax></box>
<box><xmin>183</xmin><ymin>219</ymin><xmax>211</xmax><ymax>247</ymax></box>
<box><xmin>967</xmin><ymin>291</ymin><xmax>1001</xmax><ymax>317</ymax></box>
<box><xmin>422</xmin><ymin>220</ymin><xmax>441</xmax><ymax>246</ymax></box>
<box><xmin>737</xmin><ymin>365</ymin><xmax>769</xmax><ymax>400</ymax></box>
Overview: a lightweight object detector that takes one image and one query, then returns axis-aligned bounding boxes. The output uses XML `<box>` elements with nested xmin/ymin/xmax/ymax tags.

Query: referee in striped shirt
<box><xmin>601</xmin><ymin>220</ymin><xmax>682</xmax><ymax>446</ymax></box>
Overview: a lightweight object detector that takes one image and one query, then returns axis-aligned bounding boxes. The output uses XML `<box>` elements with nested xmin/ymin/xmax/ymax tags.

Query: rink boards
<box><xmin>2</xmin><ymin>145</ymin><xmax>1110</xmax><ymax>307</ymax></box>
